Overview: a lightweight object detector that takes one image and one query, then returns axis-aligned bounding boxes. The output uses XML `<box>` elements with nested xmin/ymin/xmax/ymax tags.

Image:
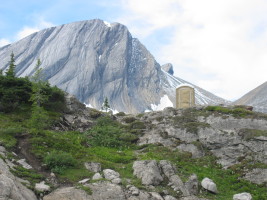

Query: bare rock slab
<box><xmin>84</xmin><ymin>162</ymin><xmax>101</xmax><ymax>172</ymax></box>
<box><xmin>233</xmin><ymin>192</ymin><xmax>252</xmax><ymax>200</ymax></box>
<box><xmin>133</xmin><ymin>160</ymin><xmax>163</xmax><ymax>186</ymax></box>
<box><xmin>43</xmin><ymin>187</ymin><xmax>92</xmax><ymax>200</ymax></box>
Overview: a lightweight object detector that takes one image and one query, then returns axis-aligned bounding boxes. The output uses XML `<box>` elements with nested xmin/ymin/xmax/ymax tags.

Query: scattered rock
<box><xmin>233</xmin><ymin>192</ymin><xmax>252</xmax><ymax>200</ymax></box>
<box><xmin>185</xmin><ymin>174</ymin><xmax>198</xmax><ymax>195</ymax></box>
<box><xmin>103</xmin><ymin>169</ymin><xmax>121</xmax><ymax>184</ymax></box>
<box><xmin>89</xmin><ymin>181</ymin><xmax>126</xmax><ymax>200</ymax></box>
<box><xmin>78</xmin><ymin>178</ymin><xmax>90</xmax><ymax>184</ymax></box>
<box><xmin>133</xmin><ymin>160</ymin><xmax>163</xmax><ymax>185</ymax></box>
<box><xmin>201</xmin><ymin>178</ymin><xmax>218</xmax><ymax>194</ymax></box>
<box><xmin>244</xmin><ymin>168</ymin><xmax>267</xmax><ymax>185</ymax></box>
<box><xmin>92</xmin><ymin>172</ymin><xmax>103</xmax><ymax>180</ymax></box>
<box><xmin>127</xmin><ymin>185</ymin><xmax>139</xmax><ymax>196</ymax></box>
<box><xmin>43</xmin><ymin>187</ymin><xmax>92</xmax><ymax>200</ymax></box>
<box><xmin>17</xmin><ymin>159</ymin><xmax>32</xmax><ymax>169</ymax></box>
<box><xmin>159</xmin><ymin>160</ymin><xmax>176</xmax><ymax>178</ymax></box>
<box><xmin>35</xmin><ymin>181</ymin><xmax>51</xmax><ymax>192</ymax></box>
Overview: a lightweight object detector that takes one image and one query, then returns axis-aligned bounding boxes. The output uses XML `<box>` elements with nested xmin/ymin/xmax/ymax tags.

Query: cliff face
<box><xmin>0</xmin><ymin>19</ymin><xmax>227</xmax><ymax>113</ymax></box>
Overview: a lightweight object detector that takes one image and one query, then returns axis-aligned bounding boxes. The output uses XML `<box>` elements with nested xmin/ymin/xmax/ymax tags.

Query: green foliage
<box><xmin>0</xmin><ymin>76</ymin><xmax>32</xmax><ymax>112</ymax></box>
<box><xmin>89</xmin><ymin>108</ymin><xmax>102</xmax><ymax>119</ymax></box>
<box><xmin>0</xmin><ymin>127</ymin><xmax>24</xmax><ymax>148</ymax></box>
<box><xmin>205</xmin><ymin>106</ymin><xmax>253</xmax><ymax>118</ymax></box>
<box><xmin>86</xmin><ymin>116</ymin><xmax>137</xmax><ymax>148</ymax></box>
<box><xmin>5</xmin><ymin>52</ymin><xmax>16</xmax><ymax>78</ymax></box>
<box><xmin>122</xmin><ymin>116</ymin><xmax>136</xmax><ymax>123</ymax></box>
<box><xmin>101</xmin><ymin>97</ymin><xmax>110</xmax><ymax>112</ymax></box>
<box><xmin>28</xmin><ymin>105</ymin><xmax>49</xmax><ymax>133</ymax></box>
<box><xmin>115</xmin><ymin>112</ymin><xmax>126</xmax><ymax>117</ymax></box>
<box><xmin>44</xmin><ymin>151</ymin><xmax>77</xmax><ymax>174</ymax></box>
<box><xmin>76</xmin><ymin>184</ymin><xmax>92</xmax><ymax>195</ymax></box>
<box><xmin>11</xmin><ymin>166</ymin><xmax>44</xmax><ymax>184</ymax></box>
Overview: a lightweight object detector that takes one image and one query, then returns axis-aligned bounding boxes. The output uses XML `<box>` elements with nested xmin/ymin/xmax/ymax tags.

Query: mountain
<box><xmin>235</xmin><ymin>81</ymin><xmax>267</xmax><ymax>113</ymax></box>
<box><xmin>0</xmin><ymin>19</ymin><xmax>227</xmax><ymax>113</ymax></box>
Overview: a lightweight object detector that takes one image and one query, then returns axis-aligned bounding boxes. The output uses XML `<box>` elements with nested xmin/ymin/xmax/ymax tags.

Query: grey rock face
<box><xmin>133</xmin><ymin>160</ymin><xmax>163</xmax><ymax>185</ymax></box>
<box><xmin>201</xmin><ymin>178</ymin><xmax>218</xmax><ymax>194</ymax></box>
<box><xmin>177</xmin><ymin>144</ymin><xmax>204</xmax><ymax>158</ymax></box>
<box><xmin>0</xmin><ymin>159</ymin><xmax>37</xmax><ymax>200</ymax></box>
<box><xmin>92</xmin><ymin>173</ymin><xmax>103</xmax><ymax>180</ymax></box>
<box><xmin>185</xmin><ymin>174</ymin><xmax>198</xmax><ymax>195</ymax></box>
<box><xmin>244</xmin><ymin>168</ymin><xmax>267</xmax><ymax>185</ymax></box>
<box><xmin>0</xmin><ymin>19</ymin><xmax>227</xmax><ymax>114</ymax></box>
<box><xmin>43</xmin><ymin>187</ymin><xmax>92</xmax><ymax>200</ymax></box>
<box><xmin>233</xmin><ymin>192</ymin><xmax>252</xmax><ymax>200</ymax></box>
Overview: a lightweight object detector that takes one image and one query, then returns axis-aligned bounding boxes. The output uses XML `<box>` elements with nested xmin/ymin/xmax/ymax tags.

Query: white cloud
<box><xmin>0</xmin><ymin>39</ymin><xmax>11</xmax><ymax>47</ymax></box>
<box><xmin>16</xmin><ymin>19</ymin><xmax>54</xmax><ymax>40</ymax></box>
<box><xmin>118</xmin><ymin>0</ymin><xmax>267</xmax><ymax>100</ymax></box>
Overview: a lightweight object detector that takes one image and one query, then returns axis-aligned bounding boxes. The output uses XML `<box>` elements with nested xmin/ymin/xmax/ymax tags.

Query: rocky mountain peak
<box><xmin>0</xmin><ymin>19</ymin><xmax>227</xmax><ymax>113</ymax></box>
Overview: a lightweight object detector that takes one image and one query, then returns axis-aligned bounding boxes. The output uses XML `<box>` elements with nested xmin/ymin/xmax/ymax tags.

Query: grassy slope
<box><xmin>0</xmin><ymin>106</ymin><xmax>266</xmax><ymax>200</ymax></box>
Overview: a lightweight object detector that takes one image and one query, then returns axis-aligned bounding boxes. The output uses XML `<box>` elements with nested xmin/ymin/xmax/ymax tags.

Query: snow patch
<box><xmin>98</xmin><ymin>55</ymin><xmax>101</xmax><ymax>62</ymax></box>
<box><xmin>84</xmin><ymin>103</ymin><xmax>93</xmax><ymax>108</ymax></box>
<box><xmin>104</xmin><ymin>21</ymin><xmax>111</xmax><ymax>27</ymax></box>
<box><xmin>177</xmin><ymin>83</ymin><xmax>194</xmax><ymax>88</ymax></box>
<box><xmin>150</xmin><ymin>95</ymin><xmax>173</xmax><ymax>111</ymax></box>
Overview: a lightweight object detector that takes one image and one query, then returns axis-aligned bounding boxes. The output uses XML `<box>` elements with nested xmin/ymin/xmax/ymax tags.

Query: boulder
<box><xmin>78</xmin><ymin>178</ymin><xmax>90</xmax><ymax>184</ymax></box>
<box><xmin>43</xmin><ymin>187</ymin><xmax>92</xmax><ymax>200</ymax></box>
<box><xmin>35</xmin><ymin>181</ymin><xmax>51</xmax><ymax>192</ymax></box>
<box><xmin>201</xmin><ymin>178</ymin><xmax>218</xmax><ymax>194</ymax></box>
<box><xmin>89</xmin><ymin>182</ymin><xmax>126</xmax><ymax>200</ymax></box>
<box><xmin>127</xmin><ymin>185</ymin><xmax>139</xmax><ymax>196</ymax></box>
<box><xmin>103</xmin><ymin>169</ymin><xmax>121</xmax><ymax>184</ymax></box>
<box><xmin>133</xmin><ymin>160</ymin><xmax>163</xmax><ymax>185</ymax></box>
<box><xmin>92</xmin><ymin>173</ymin><xmax>103</xmax><ymax>180</ymax></box>
<box><xmin>149</xmin><ymin>192</ymin><xmax>164</xmax><ymax>200</ymax></box>
<box><xmin>84</xmin><ymin>162</ymin><xmax>101</xmax><ymax>172</ymax></box>
<box><xmin>185</xmin><ymin>174</ymin><xmax>198</xmax><ymax>195</ymax></box>
<box><xmin>233</xmin><ymin>192</ymin><xmax>252</xmax><ymax>200</ymax></box>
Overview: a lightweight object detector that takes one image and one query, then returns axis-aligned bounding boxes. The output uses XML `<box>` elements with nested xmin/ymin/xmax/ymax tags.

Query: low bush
<box><xmin>44</xmin><ymin>151</ymin><xmax>77</xmax><ymax>174</ymax></box>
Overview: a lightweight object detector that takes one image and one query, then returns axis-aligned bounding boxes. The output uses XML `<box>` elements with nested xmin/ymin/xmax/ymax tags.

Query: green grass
<box><xmin>238</xmin><ymin>128</ymin><xmax>267</xmax><ymax>140</ymax></box>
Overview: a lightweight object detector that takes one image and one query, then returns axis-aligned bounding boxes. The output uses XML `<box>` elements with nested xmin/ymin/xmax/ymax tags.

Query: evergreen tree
<box><xmin>101</xmin><ymin>97</ymin><xmax>110</xmax><ymax>112</ymax></box>
<box><xmin>29</xmin><ymin>59</ymin><xmax>49</xmax><ymax>132</ymax></box>
<box><xmin>5</xmin><ymin>52</ymin><xmax>16</xmax><ymax>78</ymax></box>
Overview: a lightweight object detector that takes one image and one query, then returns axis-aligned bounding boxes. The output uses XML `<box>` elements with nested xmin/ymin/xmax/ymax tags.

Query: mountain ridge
<box><xmin>0</xmin><ymin>19</ymin><xmax>228</xmax><ymax>113</ymax></box>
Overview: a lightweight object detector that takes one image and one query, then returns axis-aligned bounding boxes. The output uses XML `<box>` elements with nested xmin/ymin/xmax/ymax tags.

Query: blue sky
<box><xmin>1</xmin><ymin>0</ymin><xmax>267</xmax><ymax>101</ymax></box>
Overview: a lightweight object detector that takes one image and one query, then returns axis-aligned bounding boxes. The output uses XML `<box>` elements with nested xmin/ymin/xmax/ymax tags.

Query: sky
<box><xmin>1</xmin><ymin>0</ymin><xmax>267</xmax><ymax>101</ymax></box>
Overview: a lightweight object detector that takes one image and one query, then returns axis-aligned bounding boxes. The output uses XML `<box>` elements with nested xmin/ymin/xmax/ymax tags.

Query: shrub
<box><xmin>115</xmin><ymin>112</ymin><xmax>126</xmax><ymax>117</ymax></box>
<box><xmin>122</xmin><ymin>116</ymin><xmax>136</xmax><ymax>123</ymax></box>
<box><xmin>44</xmin><ymin>151</ymin><xmax>77</xmax><ymax>174</ymax></box>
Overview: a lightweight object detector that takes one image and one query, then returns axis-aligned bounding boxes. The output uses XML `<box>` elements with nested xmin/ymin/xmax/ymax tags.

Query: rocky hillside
<box><xmin>235</xmin><ymin>81</ymin><xmax>267</xmax><ymax>113</ymax></box>
<box><xmin>0</xmin><ymin>93</ymin><xmax>266</xmax><ymax>200</ymax></box>
<box><xmin>0</xmin><ymin>19</ymin><xmax>227</xmax><ymax>113</ymax></box>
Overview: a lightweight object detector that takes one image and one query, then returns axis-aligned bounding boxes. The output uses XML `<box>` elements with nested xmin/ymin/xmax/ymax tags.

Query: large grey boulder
<box><xmin>233</xmin><ymin>192</ymin><xmax>252</xmax><ymax>200</ymax></box>
<box><xmin>0</xmin><ymin>159</ymin><xmax>37</xmax><ymax>200</ymax></box>
<box><xmin>89</xmin><ymin>182</ymin><xmax>126</xmax><ymax>200</ymax></box>
<box><xmin>35</xmin><ymin>181</ymin><xmax>51</xmax><ymax>192</ymax></box>
<box><xmin>43</xmin><ymin>187</ymin><xmax>92</xmax><ymax>200</ymax></box>
<box><xmin>133</xmin><ymin>160</ymin><xmax>163</xmax><ymax>185</ymax></box>
<box><xmin>177</xmin><ymin>144</ymin><xmax>204</xmax><ymax>158</ymax></box>
<box><xmin>201</xmin><ymin>178</ymin><xmax>218</xmax><ymax>194</ymax></box>
<box><xmin>103</xmin><ymin>169</ymin><xmax>121</xmax><ymax>184</ymax></box>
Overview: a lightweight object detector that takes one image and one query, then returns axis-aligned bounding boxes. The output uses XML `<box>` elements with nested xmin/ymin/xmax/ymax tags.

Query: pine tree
<box><xmin>29</xmin><ymin>59</ymin><xmax>49</xmax><ymax>132</ymax></box>
<box><xmin>5</xmin><ymin>52</ymin><xmax>16</xmax><ymax>78</ymax></box>
<box><xmin>101</xmin><ymin>97</ymin><xmax>110</xmax><ymax>112</ymax></box>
